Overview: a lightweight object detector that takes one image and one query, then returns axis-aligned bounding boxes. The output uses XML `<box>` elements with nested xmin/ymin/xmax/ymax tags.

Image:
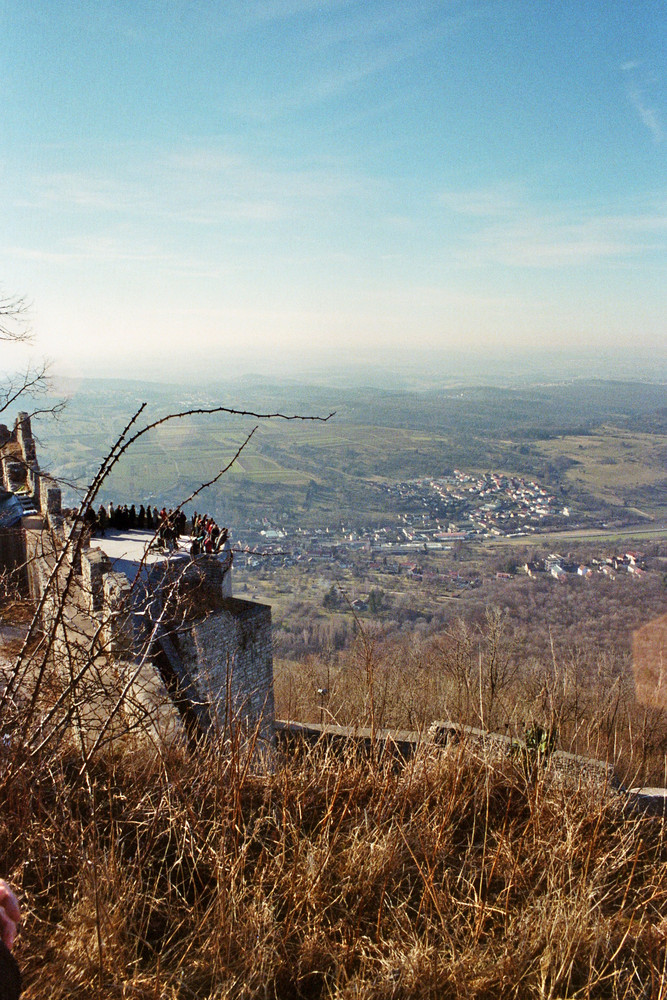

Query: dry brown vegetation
<box><xmin>275</xmin><ymin>607</ymin><xmax>667</xmax><ymax>790</ymax></box>
<box><xmin>2</xmin><ymin>727</ymin><xmax>667</xmax><ymax>1000</ymax></box>
<box><xmin>2</xmin><ymin>541</ymin><xmax>667</xmax><ymax>997</ymax></box>
<box><xmin>2</xmin><ymin>561</ymin><xmax>667</xmax><ymax>998</ymax></box>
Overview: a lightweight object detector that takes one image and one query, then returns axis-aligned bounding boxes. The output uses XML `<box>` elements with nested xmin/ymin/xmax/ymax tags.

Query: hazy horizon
<box><xmin>3</xmin><ymin>343</ymin><xmax>667</xmax><ymax>398</ymax></box>
<box><xmin>3</xmin><ymin>2</ymin><xmax>666</xmax><ymax>378</ymax></box>
<box><xmin>29</xmin><ymin>347</ymin><xmax>667</xmax><ymax>396</ymax></box>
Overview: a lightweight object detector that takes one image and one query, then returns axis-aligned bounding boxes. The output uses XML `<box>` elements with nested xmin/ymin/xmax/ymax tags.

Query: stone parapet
<box><xmin>39</xmin><ymin>477</ymin><xmax>62</xmax><ymax>517</ymax></box>
<box><xmin>428</xmin><ymin>721</ymin><xmax>520</xmax><ymax>756</ymax></box>
<box><xmin>81</xmin><ymin>548</ymin><xmax>112</xmax><ymax>612</ymax></box>
<box><xmin>24</xmin><ymin>526</ymin><xmax>54</xmax><ymax>603</ymax></box>
<box><xmin>178</xmin><ymin>554</ymin><xmax>229</xmax><ymax>609</ymax></box>
<box><xmin>15</xmin><ymin>412</ymin><xmax>39</xmax><ymax>498</ymax></box>
<box><xmin>102</xmin><ymin>572</ymin><xmax>134</xmax><ymax>657</ymax></box>
<box><xmin>47</xmin><ymin>513</ymin><xmax>65</xmax><ymax>538</ymax></box>
<box><xmin>274</xmin><ymin>720</ymin><xmax>425</xmax><ymax>763</ymax></box>
<box><xmin>4</xmin><ymin>460</ymin><xmax>25</xmax><ymax>494</ymax></box>
<box><xmin>177</xmin><ymin>596</ymin><xmax>275</xmax><ymax>750</ymax></box>
<box><xmin>276</xmin><ymin>719</ymin><xmax>626</xmax><ymax>790</ymax></box>
<box><xmin>0</xmin><ymin>413</ymin><xmax>40</xmax><ymax>498</ymax></box>
<box><xmin>549</xmin><ymin>749</ymin><xmax>617</xmax><ymax>787</ymax></box>
<box><xmin>625</xmin><ymin>786</ymin><xmax>667</xmax><ymax>816</ymax></box>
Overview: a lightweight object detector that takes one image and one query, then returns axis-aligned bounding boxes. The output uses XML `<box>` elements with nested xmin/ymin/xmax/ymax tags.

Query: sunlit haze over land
<box><xmin>2</xmin><ymin>1</ymin><xmax>666</xmax><ymax>382</ymax></box>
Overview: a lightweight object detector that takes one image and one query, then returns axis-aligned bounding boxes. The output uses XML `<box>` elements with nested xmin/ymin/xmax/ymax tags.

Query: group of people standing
<box><xmin>82</xmin><ymin>503</ymin><xmax>233</xmax><ymax>572</ymax></box>
<box><xmin>95</xmin><ymin>502</ymin><xmax>188</xmax><ymax>535</ymax></box>
<box><xmin>190</xmin><ymin>511</ymin><xmax>231</xmax><ymax>558</ymax></box>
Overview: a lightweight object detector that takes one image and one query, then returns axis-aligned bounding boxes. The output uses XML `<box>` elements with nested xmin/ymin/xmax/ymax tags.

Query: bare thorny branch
<box><xmin>0</xmin><ymin>292</ymin><xmax>59</xmax><ymax>423</ymax></box>
<box><xmin>0</xmin><ymin>293</ymin><xmax>31</xmax><ymax>343</ymax></box>
<box><xmin>0</xmin><ymin>361</ymin><xmax>51</xmax><ymax>414</ymax></box>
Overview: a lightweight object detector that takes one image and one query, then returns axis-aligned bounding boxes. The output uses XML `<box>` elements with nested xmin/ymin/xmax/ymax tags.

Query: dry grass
<box><xmin>275</xmin><ymin>618</ymin><xmax>667</xmax><ymax>789</ymax></box>
<box><xmin>1</xmin><ymin>728</ymin><xmax>666</xmax><ymax>999</ymax></box>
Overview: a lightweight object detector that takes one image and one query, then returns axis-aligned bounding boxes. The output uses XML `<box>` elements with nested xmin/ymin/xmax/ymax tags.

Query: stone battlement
<box><xmin>0</xmin><ymin>418</ymin><xmax>274</xmax><ymax>758</ymax></box>
<box><xmin>0</xmin><ymin>412</ymin><xmax>62</xmax><ymax>527</ymax></box>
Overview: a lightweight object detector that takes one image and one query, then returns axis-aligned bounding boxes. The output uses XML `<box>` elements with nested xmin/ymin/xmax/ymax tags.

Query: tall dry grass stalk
<box><xmin>1</xmin><ymin>724</ymin><xmax>666</xmax><ymax>999</ymax></box>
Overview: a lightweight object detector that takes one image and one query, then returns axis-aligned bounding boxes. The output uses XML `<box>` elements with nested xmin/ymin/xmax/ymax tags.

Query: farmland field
<box><xmin>36</xmin><ymin>375</ymin><xmax>666</xmax><ymax>531</ymax></box>
<box><xmin>534</xmin><ymin>426</ymin><xmax>667</xmax><ymax>518</ymax></box>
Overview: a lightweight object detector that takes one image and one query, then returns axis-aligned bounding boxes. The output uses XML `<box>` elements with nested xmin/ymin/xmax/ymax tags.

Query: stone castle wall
<box><xmin>0</xmin><ymin>413</ymin><xmax>275</xmax><ymax>756</ymax></box>
<box><xmin>178</xmin><ymin>597</ymin><xmax>275</xmax><ymax>745</ymax></box>
<box><xmin>1</xmin><ymin>412</ymin><xmax>64</xmax><ymax>594</ymax></box>
<box><xmin>0</xmin><ymin>413</ymin><xmax>39</xmax><ymax>500</ymax></box>
<box><xmin>0</xmin><ymin>412</ymin><xmax>63</xmax><ymax>527</ymax></box>
<box><xmin>78</xmin><ymin>549</ymin><xmax>276</xmax><ymax>752</ymax></box>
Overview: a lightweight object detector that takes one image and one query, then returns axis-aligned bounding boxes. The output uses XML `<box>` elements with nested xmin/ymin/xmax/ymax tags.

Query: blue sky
<box><xmin>1</xmin><ymin>1</ymin><xmax>665</xmax><ymax>379</ymax></box>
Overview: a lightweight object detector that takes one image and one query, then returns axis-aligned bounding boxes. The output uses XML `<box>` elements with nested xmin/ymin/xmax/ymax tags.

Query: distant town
<box><xmin>231</xmin><ymin>469</ymin><xmax>649</xmax><ymax>588</ymax></box>
<box><xmin>236</xmin><ymin>470</ymin><xmax>568</xmax><ymax>556</ymax></box>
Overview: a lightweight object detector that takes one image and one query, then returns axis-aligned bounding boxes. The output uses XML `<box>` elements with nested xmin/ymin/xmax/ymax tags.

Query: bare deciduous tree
<box><xmin>0</xmin><ymin>290</ymin><xmax>61</xmax><ymax>420</ymax></box>
<box><xmin>0</xmin><ymin>292</ymin><xmax>30</xmax><ymax>343</ymax></box>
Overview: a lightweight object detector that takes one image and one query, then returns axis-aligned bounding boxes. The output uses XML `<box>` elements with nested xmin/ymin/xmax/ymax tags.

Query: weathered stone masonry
<box><xmin>179</xmin><ymin>597</ymin><xmax>275</xmax><ymax>743</ymax></box>
<box><xmin>0</xmin><ymin>413</ymin><xmax>277</xmax><ymax>755</ymax></box>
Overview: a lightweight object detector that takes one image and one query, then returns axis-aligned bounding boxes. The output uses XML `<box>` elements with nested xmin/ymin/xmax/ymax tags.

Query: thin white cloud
<box><xmin>627</xmin><ymin>83</ymin><xmax>663</xmax><ymax>142</ymax></box>
<box><xmin>162</xmin><ymin>150</ymin><xmax>246</xmax><ymax>173</ymax></box>
<box><xmin>219</xmin><ymin>0</ymin><xmax>354</xmax><ymax>31</ymax></box>
<box><xmin>16</xmin><ymin>140</ymin><xmax>381</xmax><ymax>242</ymax></box>
<box><xmin>224</xmin><ymin>3</ymin><xmax>460</xmax><ymax>122</ymax></box>
<box><xmin>5</xmin><ymin>230</ymin><xmax>231</xmax><ymax>274</ymax></box>
<box><xmin>438</xmin><ymin>183</ymin><xmax>526</xmax><ymax>218</ymax></box>
<box><xmin>622</xmin><ymin>61</ymin><xmax>663</xmax><ymax>143</ymax></box>
<box><xmin>35</xmin><ymin>172</ymin><xmax>133</xmax><ymax>212</ymax></box>
<box><xmin>437</xmin><ymin>186</ymin><xmax>667</xmax><ymax>268</ymax></box>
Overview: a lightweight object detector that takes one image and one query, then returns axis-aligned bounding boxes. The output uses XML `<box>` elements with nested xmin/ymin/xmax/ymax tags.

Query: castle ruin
<box><xmin>0</xmin><ymin>412</ymin><xmax>276</xmax><ymax>755</ymax></box>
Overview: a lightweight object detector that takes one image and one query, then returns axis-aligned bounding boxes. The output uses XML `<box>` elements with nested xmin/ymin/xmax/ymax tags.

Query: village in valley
<box><xmin>236</xmin><ymin>470</ymin><xmax>568</xmax><ymax>556</ymax></box>
<box><xmin>231</xmin><ymin>467</ymin><xmax>658</xmax><ymax>604</ymax></box>
<box><xmin>34</xmin><ymin>374</ymin><xmax>667</xmax><ymax>643</ymax></box>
